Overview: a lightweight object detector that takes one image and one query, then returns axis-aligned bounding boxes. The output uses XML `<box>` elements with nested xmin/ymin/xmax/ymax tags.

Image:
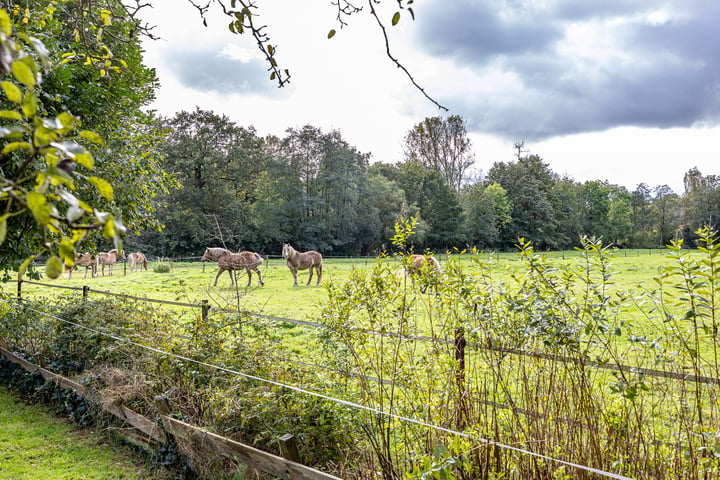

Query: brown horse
<box><xmin>65</xmin><ymin>252</ymin><xmax>97</xmax><ymax>279</ymax></box>
<box><xmin>282</xmin><ymin>243</ymin><xmax>322</xmax><ymax>286</ymax></box>
<box><xmin>97</xmin><ymin>249</ymin><xmax>126</xmax><ymax>276</ymax></box>
<box><xmin>127</xmin><ymin>252</ymin><xmax>148</xmax><ymax>273</ymax></box>
<box><xmin>208</xmin><ymin>251</ymin><xmax>264</xmax><ymax>287</ymax></box>
<box><xmin>402</xmin><ymin>254</ymin><xmax>441</xmax><ymax>294</ymax></box>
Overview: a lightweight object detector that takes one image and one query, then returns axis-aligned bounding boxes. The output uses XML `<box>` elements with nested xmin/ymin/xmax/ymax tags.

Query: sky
<box><xmin>138</xmin><ymin>0</ymin><xmax>720</xmax><ymax>194</ymax></box>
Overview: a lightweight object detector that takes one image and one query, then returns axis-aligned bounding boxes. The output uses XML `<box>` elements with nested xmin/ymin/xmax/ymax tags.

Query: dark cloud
<box><xmin>417</xmin><ymin>0</ymin><xmax>720</xmax><ymax>140</ymax></box>
<box><xmin>161</xmin><ymin>47</ymin><xmax>286</xmax><ymax>97</ymax></box>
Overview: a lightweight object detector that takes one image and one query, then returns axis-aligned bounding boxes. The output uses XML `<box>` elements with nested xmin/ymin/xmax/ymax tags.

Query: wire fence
<box><xmin>14</xmin><ymin>279</ymin><xmax>720</xmax><ymax>387</ymax></box>
<box><xmin>0</xmin><ymin>293</ymin><xmax>635</xmax><ymax>480</ymax></box>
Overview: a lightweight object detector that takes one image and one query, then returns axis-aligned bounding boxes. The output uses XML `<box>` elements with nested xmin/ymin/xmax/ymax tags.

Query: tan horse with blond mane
<box><xmin>201</xmin><ymin>248</ymin><xmax>264</xmax><ymax>287</ymax></box>
<box><xmin>65</xmin><ymin>252</ymin><xmax>97</xmax><ymax>279</ymax></box>
<box><xmin>97</xmin><ymin>249</ymin><xmax>125</xmax><ymax>276</ymax></box>
<box><xmin>127</xmin><ymin>252</ymin><xmax>148</xmax><ymax>273</ymax></box>
<box><xmin>401</xmin><ymin>254</ymin><xmax>441</xmax><ymax>294</ymax></box>
<box><xmin>282</xmin><ymin>243</ymin><xmax>323</xmax><ymax>286</ymax></box>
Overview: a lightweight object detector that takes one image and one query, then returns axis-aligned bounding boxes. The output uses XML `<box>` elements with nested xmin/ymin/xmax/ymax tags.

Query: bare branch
<box><xmin>366</xmin><ymin>0</ymin><xmax>448</xmax><ymax>111</ymax></box>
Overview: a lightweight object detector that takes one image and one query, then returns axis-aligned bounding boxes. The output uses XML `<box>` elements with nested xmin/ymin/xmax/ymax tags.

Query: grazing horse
<box><xmin>282</xmin><ymin>243</ymin><xmax>323</xmax><ymax>286</ymax></box>
<box><xmin>127</xmin><ymin>252</ymin><xmax>148</xmax><ymax>273</ymax></box>
<box><xmin>65</xmin><ymin>252</ymin><xmax>97</xmax><ymax>279</ymax></box>
<box><xmin>97</xmin><ymin>249</ymin><xmax>125</xmax><ymax>276</ymax></box>
<box><xmin>401</xmin><ymin>254</ymin><xmax>442</xmax><ymax>294</ymax></box>
<box><xmin>206</xmin><ymin>251</ymin><xmax>264</xmax><ymax>287</ymax></box>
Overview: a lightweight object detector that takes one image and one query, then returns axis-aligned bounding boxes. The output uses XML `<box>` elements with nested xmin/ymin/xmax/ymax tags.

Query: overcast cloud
<box><xmin>416</xmin><ymin>1</ymin><xmax>720</xmax><ymax>139</ymax></box>
<box><xmin>141</xmin><ymin>0</ymin><xmax>720</xmax><ymax>193</ymax></box>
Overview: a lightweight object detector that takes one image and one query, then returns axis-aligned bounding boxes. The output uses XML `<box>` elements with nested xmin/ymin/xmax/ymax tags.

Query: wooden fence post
<box><xmin>17</xmin><ymin>279</ymin><xmax>22</xmax><ymax>301</ymax></box>
<box><xmin>278</xmin><ymin>433</ymin><xmax>301</xmax><ymax>463</ymax></box>
<box><xmin>202</xmin><ymin>300</ymin><xmax>209</xmax><ymax>323</ymax></box>
<box><xmin>83</xmin><ymin>285</ymin><xmax>89</xmax><ymax>303</ymax></box>
<box><xmin>454</xmin><ymin>327</ymin><xmax>467</xmax><ymax>430</ymax></box>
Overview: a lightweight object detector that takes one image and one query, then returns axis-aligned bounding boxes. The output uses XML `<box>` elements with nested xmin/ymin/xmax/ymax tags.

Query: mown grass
<box><xmin>0</xmin><ymin>386</ymin><xmax>162</xmax><ymax>480</ymax></box>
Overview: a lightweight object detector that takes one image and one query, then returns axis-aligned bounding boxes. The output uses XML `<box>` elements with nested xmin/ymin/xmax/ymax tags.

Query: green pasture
<box><xmin>9</xmin><ymin>247</ymin><xmax>699</xmax><ymax>326</ymax></box>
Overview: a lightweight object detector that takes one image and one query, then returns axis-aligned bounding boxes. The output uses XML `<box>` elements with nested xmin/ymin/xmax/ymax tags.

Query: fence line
<box><xmin>0</xmin><ymin>299</ymin><xmax>633</xmax><ymax>480</ymax></box>
<box><xmin>0</xmin><ymin>344</ymin><xmax>339</xmax><ymax>480</ymax></box>
<box><xmin>14</xmin><ymin>279</ymin><xmax>720</xmax><ymax>387</ymax></box>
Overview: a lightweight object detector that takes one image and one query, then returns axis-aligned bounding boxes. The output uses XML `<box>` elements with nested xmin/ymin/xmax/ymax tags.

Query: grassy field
<box><xmin>4</xmin><ymin>246</ymin><xmax>719</xmax><ymax>478</ymax></box>
<box><xmin>13</xmin><ymin>248</ymin><xmax>682</xmax><ymax>320</ymax></box>
<box><xmin>0</xmin><ymin>386</ymin><xmax>165</xmax><ymax>479</ymax></box>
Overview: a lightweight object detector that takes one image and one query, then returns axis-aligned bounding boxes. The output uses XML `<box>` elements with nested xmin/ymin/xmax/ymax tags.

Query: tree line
<box><xmin>137</xmin><ymin>109</ymin><xmax>719</xmax><ymax>258</ymax></box>
<box><xmin>2</xmin><ymin>1</ymin><xmax>719</xmax><ymax>274</ymax></box>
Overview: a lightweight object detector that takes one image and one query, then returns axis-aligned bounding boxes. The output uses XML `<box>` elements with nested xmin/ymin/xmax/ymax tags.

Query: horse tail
<box><xmin>316</xmin><ymin>253</ymin><xmax>323</xmax><ymax>283</ymax></box>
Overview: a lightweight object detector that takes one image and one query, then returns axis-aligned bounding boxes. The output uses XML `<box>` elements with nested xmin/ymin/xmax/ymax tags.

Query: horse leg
<box><xmin>213</xmin><ymin>267</ymin><xmax>225</xmax><ymax>286</ymax></box>
<box><xmin>316</xmin><ymin>263</ymin><xmax>322</xmax><ymax>285</ymax></box>
<box><xmin>306</xmin><ymin>266</ymin><xmax>313</xmax><ymax>286</ymax></box>
<box><xmin>246</xmin><ymin>269</ymin><xmax>252</xmax><ymax>287</ymax></box>
<box><xmin>291</xmin><ymin>268</ymin><xmax>299</xmax><ymax>287</ymax></box>
<box><xmin>227</xmin><ymin>269</ymin><xmax>235</xmax><ymax>286</ymax></box>
<box><xmin>255</xmin><ymin>268</ymin><xmax>264</xmax><ymax>286</ymax></box>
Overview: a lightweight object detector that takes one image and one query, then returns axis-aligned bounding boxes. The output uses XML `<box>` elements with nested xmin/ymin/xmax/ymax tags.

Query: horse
<box><xmin>97</xmin><ymin>249</ymin><xmax>126</xmax><ymax>276</ymax></box>
<box><xmin>201</xmin><ymin>247</ymin><xmax>234</xmax><ymax>263</ymax></box>
<box><xmin>209</xmin><ymin>251</ymin><xmax>264</xmax><ymax>287</ymax></box>
<box><xmin>127</xmin><ymin>252</ymin><xmax>148</xmax><ymax>273</ymax></box>
<box><xmin>401</xmin><ymin>254</ymin><xmax>442</xmax><ymax>294</ymax></box>
<box><xmin>282</xmin><ymin>243</ymin><xmax>323</xmax><ymax>286</ymax></box>
<box><xmin>65</xmin><ymin>252</ymin><xmax>97</xmax><ymax>279</ymax></box>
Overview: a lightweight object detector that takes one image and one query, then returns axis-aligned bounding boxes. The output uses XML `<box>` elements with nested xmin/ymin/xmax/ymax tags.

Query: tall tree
<box><xmin>683</xmin><ymin>167</ymin><xmax>720</xmax><ymax>232</ymax></box>
<box><xmin>0</xmin><ymin>2</ymin><xmax>171</xmax><ymax>276</ymax></box>
<box><xmin>486</xmin><ymin>154</ymin><xmax>560</xmax><ymax>249</ymax></box>
<box><xmin>463</xmin><ymin>182</ymin><xmax>512</xmax><ymax>248</ymax></box>
<box><xmin>402</xmin><ymin>115</ymin><xmax>475</xmax><ymax>193</ymax></box>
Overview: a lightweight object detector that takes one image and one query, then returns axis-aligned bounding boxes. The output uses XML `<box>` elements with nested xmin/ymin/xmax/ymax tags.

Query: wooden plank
<box><xmin>103</xmin><ymin>403</ymin><xmax>167</xmax><ymax>443</ymax></box>
<box><xmin>0</xmin><ymin>346</ymin><xmax>165</xmax><ymax>442</ymax></box>
<box><xmin>160</xmin><ymin>416</ymin><xmax>341</xmax><ymax>480</ymax></box>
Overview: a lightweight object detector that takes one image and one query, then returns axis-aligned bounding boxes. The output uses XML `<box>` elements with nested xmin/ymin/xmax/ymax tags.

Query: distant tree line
<box><xmin>137</xmin><ymin>108</ymin><xmax>720</xmax><ymax>257</ymax></box>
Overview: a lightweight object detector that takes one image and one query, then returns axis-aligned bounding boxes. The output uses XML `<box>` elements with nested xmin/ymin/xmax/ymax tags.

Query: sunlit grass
<box><xmin>0</xmin><ymin>386</ymin><xmax>157</xmax><ymax>479</ymax></box>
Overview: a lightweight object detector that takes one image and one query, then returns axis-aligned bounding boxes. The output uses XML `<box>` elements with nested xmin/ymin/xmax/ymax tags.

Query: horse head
<box><xmin>201</xmin><ymin>248</ymin><xmax>211</xmax><ymax>262</ymax></box>
<box><xmin>282</xmin><ymin>243</ymin><xmax>291</xmax><ymax>259</ymax></box>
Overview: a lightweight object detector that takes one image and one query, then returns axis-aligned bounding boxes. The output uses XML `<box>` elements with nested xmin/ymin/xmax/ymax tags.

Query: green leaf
<box><xmin>0</xmin><ymin>109</ymin><xmax>23</xmax><ymax>120</ymax></box>
<box><xmin>11</xmin><ymin>60</ymin><xmax>36</xmax><ymax>89</ymax></box>
<box><xmin>0</xmin><ymin>126</ymin><xmax>25</xmax><ymax>139</ymax></box>
<box><xmin>328</xmin><ymin>29</ymin><xmax>336</xmax><ymax>39</ymax></box>
<box><xmin>392</xmin><ymin>12</ymin><xmax>401</xmax><ymax>26</ymax></box>
<box><xmin>22</xmin><ymin>90</ymin><xmax>37</xmax><ymax>118</ymax></box>
<box><xmin>45</xmin><ymin>256</ymin><xmax>63</xmax><ymax>279</ymax></box>
<box><xmin>74</xmin><ymin>152</ymin><xmax>94</xmax><ymax>169</ymax></box>
<box><xmin>27</xmin><ymin>191</ymin><xmax>51</xmax><ymax>225</ymax></box>
<box><xmin>0</xmin><ymin>9</ymin><xmax>11</xmax><ymax>36</ymax></box>
<box><xmin>1</xmin><ymin>81</ymin><xmax>22</xmax><ymax>104</ymax></box>
<box><xmin>102</xmin><ymin>215</ymin><xmax>115</xmax><ymax>239</ymax></box>
<box><xmin>267</xmin><ymin>44</ymin><xmax>274</xmax><ymax>55</ymax></box>
<box><xmin>18</xmin><ymin>255</ymin><xmax>36</xmax><ymax>279</ymax></box>
<box><xmin>0</xmin><ymin>214</ymin><xmax>7</xmax><ymax>245</ymax></box>
<box><xmin>89</xmin><ymin>176</ymin><xmax>113</xmax><ymax>201</ymax></box>
<box><xmin>1</xmin><ymin>142</ymin><xmax>33</xmax><ymax>154</ymax></box>
<box><xmin>59</xmin><ymin>238</ymin><xmax>75</xmax><ymax>264</ymax></box>
<box><xmin>57</xmin><ymin>112</ymin><xmax>77</xmax><ymax>133</ymax></box>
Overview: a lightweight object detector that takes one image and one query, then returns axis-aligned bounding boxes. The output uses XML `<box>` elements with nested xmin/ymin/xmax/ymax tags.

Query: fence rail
<box><xmin>0</xmin><ymin>345</ymin><xmax>340</xmax><ymax>480</ymax></box>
